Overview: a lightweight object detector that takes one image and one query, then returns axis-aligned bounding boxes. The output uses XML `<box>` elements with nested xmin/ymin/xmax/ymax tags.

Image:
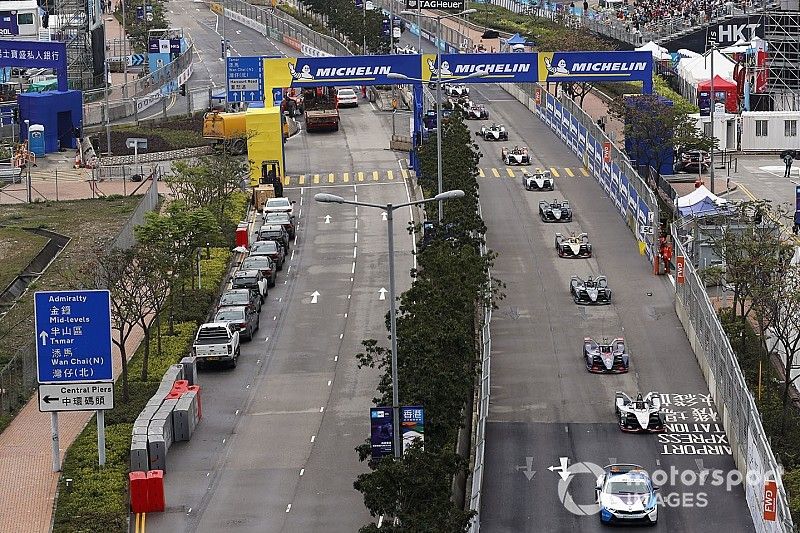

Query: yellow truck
<box><xmin>202</xmin><ymin>111</ymin><xmax>249</xmax><ymax>155</ymax></box>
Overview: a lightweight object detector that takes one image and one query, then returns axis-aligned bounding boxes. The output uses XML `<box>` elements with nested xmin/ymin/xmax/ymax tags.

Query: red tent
<box><xmin>698</xmin><ymin>76</ymin><xmax>738</xmax><ymax>113</ymax></box>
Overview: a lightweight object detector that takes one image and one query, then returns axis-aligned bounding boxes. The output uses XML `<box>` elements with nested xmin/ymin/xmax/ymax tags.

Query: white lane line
<box><xmin>347</xmin><ymin>294</ymin><xmax>351</xmax><ymax>299</ymax></box>
<box><xmin>298</xmin><ymin>207</ymin><xmax>302</xmax><ymax>217</ymax></box>
<box><xmin>300</xmin><ymin>468</ymin><xmax>305</xmax><ymax>476</ymax></box>
<box><xmin>319</xmin><ymin>406</ymin><xmax>325</xmax><ymax>412</ymax></box>
<box><xmin>354</xmin><ymin>219</ymin><xmax>358</xmax><ymax>229</ymax></box>
<box><xmin>288</xmin><ymin>265</ymin><xmax>292</xmax><ymax>272</ymax></box>
<box><xmin>291</xmin><ymin>250</ymin><xmax>295</xmax><ymax>260</ymax></box>
<box><xmin>278</xmin><ymin>297</ymin><xmax>282</xmax><ymax>303</ymax></box>
<box><xmin>351</xmin><ymin>262</ymin><xmax>356</xmax><ymax>274</ymax></box>
<box><xmin>273</xmin><ymin>315</ymin><xmax>277</xmax><ymax>321</ymax></box>
<box><xmin>310</xmin><ymin>435</ymin><xmax>316</xmax><ymax>443</ymax></box>
<box><xmin>286</xmin><ymin>504</ymin><xmax>292</xmax><ymax>513</ymax></box>
<box><xmin>339</xmin><ymin>333</ymin><xmax>343</xmax><ymax>339</ymax></box>
<box><xmin>294</xmin><ymin>235</ymin><xmax>298</xmax><ymax>246</ymax></box>
<box><xmin>235</xmin><ymin>409</ymin><xmax>240</xmax><ymax>415</ymax></box>
<box><xmin>354</xmin><ymin>232</ymin><xmax>358</xmax><ymax>243</ymax></box>
<box><xmin>222</xmin><ymin>438</ymin><xmax>226</xmax><ymax>444</ymax></box>
<box><xmin>353</xmin><ymin>247</ymin><xmax>357</xmax><ymax>258</ymax></box>
<box><xmin>327</xmin><ymin>380</ymin><xmax>332</xmax><ymax>386</ymax></box>
<box><xmin>354</xmin><ymin>193</ymin><xmax>358</xmax><ymax>202</ymax></box>
<box><xmin>334</xmin><ymin>355</ymin><xmax>338</xmax><ymax>362</ymax></box>
<box><xmin>344</xmin><ymin>312</ymin><xmax>348</xmax><ymax>318</ymax></box>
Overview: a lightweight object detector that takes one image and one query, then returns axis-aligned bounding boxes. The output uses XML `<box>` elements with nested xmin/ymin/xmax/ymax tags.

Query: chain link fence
<box><xmin>671</xmin><ymin>227</ymin><xmax>794</xmax><ymax>533</ymax></box>
<box><xmin>0</xmin><ymin>179</ymin><xmax>159</xmax><ymax>418</ymax></box>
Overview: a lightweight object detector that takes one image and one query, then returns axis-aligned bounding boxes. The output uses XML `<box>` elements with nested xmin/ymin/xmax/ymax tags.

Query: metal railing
<box><xmin>0</xmin><ymin>179</ymin><xmax>159</xmax><ymax>418</ymax></box>
<box><xmin>671</xmin><ymin>227</ymin><xmax>795</xmax><ymax>532</ymax></box>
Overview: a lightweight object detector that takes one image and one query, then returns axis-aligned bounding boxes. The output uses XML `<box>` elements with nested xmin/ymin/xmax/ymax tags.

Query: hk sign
<box><xmin>405</xmin><ymin>0</ymin><xmax>465</xmax><ymax>9</ymax></box>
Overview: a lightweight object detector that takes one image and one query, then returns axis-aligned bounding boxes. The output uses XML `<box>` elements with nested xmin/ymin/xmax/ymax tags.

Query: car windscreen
<box><xmin>214</xmin><ymin>309</ymin><xmax>245</xmax><ymax>322</ymax></box>
<box><xmin>267</xmin><ymin>198</ymin><xmax>290</xmax><ymax>207</ymax></box>
<box><xmin>220</xmin><ymin>292</ymin><xmax>248</xmax><ymax>305</ymax></box>
<box><xmin>232</xmin><ymin>276</ymin><xmax>257</xmax><ymax>286</ymax></box>
<box><xmin>260</xmin><ymin>230</ymin><xmax>282</xmax><ymax>239</ymax></box>
<box><xmin>252</xmin><ymin>241</ymin><xmax>278</xmax><ymax>253</ymax></box>
<box><xmin>607</xmin><ymin>480</ymin><xmax>650</xmax><ymax>495</ymax></box>
<box><xmin>266</xmin><ymin>214</ymin><xmax>290</xmax><ymax>223</ymax></box>
<box><xmin>242</xmin><ymin>259</ymin><xmax>271</xmax><ymax>270</ymax></box>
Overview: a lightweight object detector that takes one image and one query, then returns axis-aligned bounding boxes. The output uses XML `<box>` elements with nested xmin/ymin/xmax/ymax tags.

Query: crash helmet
<box><xmin>635</xmin><ymin>393</ymin><xmax>645</xmax><ymax>410</ymax></box>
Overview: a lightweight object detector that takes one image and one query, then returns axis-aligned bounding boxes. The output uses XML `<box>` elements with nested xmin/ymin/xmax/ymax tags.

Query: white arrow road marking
<box><xmin>378</xmin><ymin>288</ymin><xmax>388</xmax><ymax>300</ymax></box>
<box><xmin>310</xmin><ymin>291</ymin><xmax>320</xmax><ymax>304</ymax></box>
<box><xmin>515</xmin><ymin>457</ymin><xmax>537</xmax><ymax>481</ymax></box>
<box><xmin>547</xmin><ymin>457</ymin><xmax>571</xmax><ymax>481</ymax></box>
<box><xmin>324</xmin><ymin>215</ymin><xmax>332</xmax><ymax>224</ymax></box>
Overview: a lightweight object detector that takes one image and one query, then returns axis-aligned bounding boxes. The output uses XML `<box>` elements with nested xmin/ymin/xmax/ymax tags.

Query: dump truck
<box><xmin>202</xmin><ymin>111</ymin><xmax>248</xmax><ymax>155</ymax></box>
<box><xmin>302</xmin><ymin>87</ymin><xmax>339</xmax><ymax>132</ymax></box>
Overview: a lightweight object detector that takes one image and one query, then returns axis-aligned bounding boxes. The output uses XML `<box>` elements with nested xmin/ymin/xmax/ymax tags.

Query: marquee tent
<box><xmin>676</xmin><ymin>185</ymin><xmax>729</xmax><ymax>217</ymax></box>
<box><xmin>636</xmin><ymin>41</ymin><xmax>670</xmax><ymax>61</ymax></box>
<box><xmin>697</xmin><ymin>76</ymin><xmax>738</xmax><ymax>113</ymax></box>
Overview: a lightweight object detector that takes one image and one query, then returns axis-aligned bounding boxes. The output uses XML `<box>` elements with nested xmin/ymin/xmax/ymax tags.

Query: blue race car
<box><xmin>595</xmin><ymin>464</ymin><xmax>659</xmax><ymax>526</ymax></box>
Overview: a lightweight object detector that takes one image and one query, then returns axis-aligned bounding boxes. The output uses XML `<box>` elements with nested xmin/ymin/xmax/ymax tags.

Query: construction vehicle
<box><xmin>202</xmin><ymin>111</ymin><xmax>248</xmax><ymax>155</ymax></box>
<box><xmin>302</xmin><ymin>87</ymin><xmax>339</xmax><ymax>132</ymax></box>
<box><xmin>246</xmin><ymin>107</ymin><xmax>286</xmax><ymax>205</ymax></box>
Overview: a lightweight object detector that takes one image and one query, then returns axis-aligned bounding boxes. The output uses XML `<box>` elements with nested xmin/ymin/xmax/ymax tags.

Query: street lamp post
<box><xmin>315</xmin><ymin>189</ymin><xmax>465</xmax><ymax>458</ymax></box>
<box><xmin>23</xmin><ymin>119</ymin><xmax>31</xmax><ymax>203</ymax></box>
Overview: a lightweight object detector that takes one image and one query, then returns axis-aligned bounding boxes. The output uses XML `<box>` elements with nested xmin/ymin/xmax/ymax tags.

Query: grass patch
<box><xmin>0</xmin><ymin>227</ymin><xmax>49</xmax><ymax>292</ymax></box>
<box><xmin>93</xmin><ymin>114</ymin><xmax>208</xmax><ymax>155</ymax></box>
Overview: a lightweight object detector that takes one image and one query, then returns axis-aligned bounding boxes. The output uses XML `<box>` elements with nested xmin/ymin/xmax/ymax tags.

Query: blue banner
<box><xmin>370</xmin><ymin>407</ymin><xmax>394</xmax><ymax>460</ymax></box>
<box><xmin>266</xmin><ymin>54</ymin><xmax>421</xmax><ymax>90</ymax></box>
<box><xmin>586</xmin><ymin>135</ymin><xmax>596</xmax><ymax>176</ymax></box>
<box><xmin>538</xmin><ymin>51</ymin><xmax>654</xmax><ymax>93</ymax></box>
<box><xmin>578</xmin><ymin>124</ymin><xmax>587</xmax><ymax>156</ymax></box>
<box><xmin>637</xmin><ymin>196</ymin><xmax>650</xmax><ymax>244</ymax></box>
<box><xmin>560</xmin><ymin>109</ymin><xmax>569</xmax><ymax>142</ymax></box>
<box><xmin>0</xmin><ymin>40</ymin><xmax>68</xmax><ymax>90</ymax></box>
<box><xmin>553</xmin><ymin>101</ymin><xmax>562</xmax><ymax>134</ymax></box>
<box><xmin>618</xmin><ymin>172</ymin><xmax>630</xmax><ymax>218</ymax></box>
<box><xmin>628</xmin><ymin>184</ymin><xmax>639</xmax><ymax>221</ymax></box>
<box><xmin>602</xmin><ymin>155</ymin><xmax>611</xmax><ymax>194</ymax></box>
<box><xmin>545</xmin><ymin>93</ymin><xmax>554</xmax><ymax>128</ymax></box>
<box><xmin>422</xmin><ymin>53</ymin><xmax>537</xmax><ymax>84</ymax></box>
<box><xmin>610</xmin><ymin>163</ymin><xmax>620</xmax><ymax>209</ymax></box>
<box><xmin>569</xmin><ymin>116</ymin><xmax>579</xmax><ymax>155</ymax></box>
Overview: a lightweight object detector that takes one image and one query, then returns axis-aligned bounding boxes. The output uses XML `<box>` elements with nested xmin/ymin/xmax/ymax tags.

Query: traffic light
<box><xmin>179</xmin><ymin>84</ymin><xmax>186</xmax><ymax>96</ymax></box>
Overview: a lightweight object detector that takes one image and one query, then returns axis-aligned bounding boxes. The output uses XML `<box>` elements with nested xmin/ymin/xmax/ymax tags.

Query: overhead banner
<box><xmin>406</xmin><ymin>0</ymin><xmax>465</xmax><ymax>9</ymax></box>
<box><xmin>420</xmin><ymin>53</ymin><xmax>537</xmax><ymax>84</ymax></box>
<box><xmin>264</xmin><ymin>54</ymin><xmax>420</xmax><ymax>90</ymax></box>
<box><xmin>538</xmin><ymin>51</ymin><xmax>653</xmax><ymax>92</ymax></box>
<box><xmin>0</xmin><ymin>40</ymin><xmax>69</xmax><ymax>91</ymax></box>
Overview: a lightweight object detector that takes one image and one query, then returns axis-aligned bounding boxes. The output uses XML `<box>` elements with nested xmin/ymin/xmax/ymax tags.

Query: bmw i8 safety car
<box><xmin>476</xmin><ymin>123</ymin><xmax>508</xmax><ymax>141</ymax></box>
<box><xmin>570</xmin><ymin>275</ymin><xmax>612</xmax><ymax>304</ymax></box>
<box><xmin>538</xmin><ymin>199</ymin><xmax>572</xmax><ymax>222</ymax></box>
<box><xmin>583</xmin><ymin>337</ymin><xmax>629</xmax><ymax>373</ymax></box>
<box><xmin>523</xmin><ymin>168</ymin><xmax>554</xmax><ymax>191</ymax></box>
<box><xmin>502</xmin><ymin>146</ymin><xmax>531</xmax><ymax>165</ymax></box>
<box><xmin>555</xmin><ymin>232</ymin><xmax>591</xmax><ymax>258</ymax></box>
<box><xmin>595</xmin><ymin>464</ymin><xmax>659</xmax><ymax>525</ymax></box>
<box><xmin>614</xmin><ymin>391</ymin><xmax>666</xmax><ymax>432</ymax></box>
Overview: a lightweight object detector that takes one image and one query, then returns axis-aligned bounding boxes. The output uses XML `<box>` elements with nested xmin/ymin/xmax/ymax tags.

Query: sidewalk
<box><xmin>102</xmin><ymin>11</ymin><xmax>139</xmax><ymax>101</ymax></box>
<box><xmin>0</xmin><ymin>326</ymin><xmax>145</xmax><ymax>533</ymax></box>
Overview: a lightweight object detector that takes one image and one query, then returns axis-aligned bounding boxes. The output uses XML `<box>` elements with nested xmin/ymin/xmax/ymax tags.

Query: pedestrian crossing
<box><xmin>282</xmin><ymin>166</ymin><xmax>589</xmax><ymax>187</ymax></box>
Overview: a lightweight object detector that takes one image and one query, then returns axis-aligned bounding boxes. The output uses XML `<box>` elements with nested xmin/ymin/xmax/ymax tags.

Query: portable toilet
<box><xmin>28</xmin><ymin>124</ymin><xmax>45</xmax><ymax>157</ymax></box>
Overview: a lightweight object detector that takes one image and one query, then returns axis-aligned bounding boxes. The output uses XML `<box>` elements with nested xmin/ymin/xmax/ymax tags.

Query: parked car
<box><xmin>675</xmin><ymin>149</ymin><xmax>711</xmax><ymax>172</ymax></box>
<box><xmin>192</xmin><ymin>322</ymin><xmax>240</xmax><ymax>368</ymax></box>
<box><xmin>230</xmin><ymin>269</ymin><xmax>269</xmax><ymax>302</ymax></box>
<box><xmin>213</xmin><ymin>305</ymin><xmax>259</xmax><ymax>341</ymax></box>
<box><xmin>263</xmin><ymin>197</ymin><xmax>295</xmax><ymax>217</ymax></box>
<box><xmin>264</xmin><ymin>211</ymin><xmax>296</xmax><ymax>239</ymax></box>
<box><xmin>241</xmin><ymin>255</ymin><xmax>278</xmax><ymax>287</ymax></box>
<box><xmin>219</xmin><ymin>288</ymin><xmax>261</xmax><ymax>313</ymax></box>
<box><xmin>257</xmin><ymin>224</ymin><xmax>291</xmax><ymax>252</ymax></box>
<box><xmin>250</xmin><ymin>240</ymin><xmax>286</xmax><ymax>270</ymax></box>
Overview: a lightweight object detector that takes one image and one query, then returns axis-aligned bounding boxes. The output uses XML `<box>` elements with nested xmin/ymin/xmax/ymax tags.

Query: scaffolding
<box><xmin>47</xmin><ymin>0</ymin><xmax>98</xmax><ymax>90</ymax></box>
<box><xmin>761</xmin><ymin>10</ymin><xmax>800</xmax><ymax>110</ymax></box>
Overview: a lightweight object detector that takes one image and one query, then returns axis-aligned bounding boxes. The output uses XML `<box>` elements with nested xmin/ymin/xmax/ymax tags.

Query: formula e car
<box><xmin>570</xmin><ymin>275</ymin><xmax>612</xmax><ymax>305</ymax></box>
<box><xmin>596</xmin><ymin>464</ymin><xmax>658</xmax><ymax>525</ymax></box>
<box><xmin>476</xmin><ymin>123</ymin><xmax>508</xmax><ymax>141</ymax></box>
<box><xmin>555</xmin><ymin>232</ymin><xmax>592</xmax><ymax>258</ymax></box>
<box><xmin>502</xmin><ymin>146</ymin><xmax>531</xmax><ymax>165</ymax></box>
<box><xmin>614</xmin><ymin>391</ymin><xmax>666</xmax><ymax>433</ymax></box>
<box><xmin>464</xmin><ymin>102</ymin><xmax>489</xmax><ymax>120</ymax></box>
<box><xmin>522</xmin><ymin>168</ymin><xmax>553</xmax><ymax>191</ymax></box>
<box><xmin>444</xmin><ymin>83</ymin><xmax>469</xmax><ymax>97</ymax></box>
<box><xmin>538</xmin><ymin>199</ymin><xmax>572</xmax><ymax>222</ymax></box>
<box><xmin>584</xmin><ymin>337</ymin><xmax>629</xmax><ymax>373</ymax></box>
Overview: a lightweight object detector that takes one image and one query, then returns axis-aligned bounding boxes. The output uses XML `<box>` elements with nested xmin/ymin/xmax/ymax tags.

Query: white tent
<box><xmin>677</xmin><ymin>50</ymin><xmax>736</xmax><ymax>86</ymax></box>
<box><xmin>636</xmin><ymin>40</ymin><xmax>670</xmax><ymax>61</ymax></box>
<box><xmin>676</xmin><ymin>185</ymin><xmax>727</xmax><ymax>208</ymax></box>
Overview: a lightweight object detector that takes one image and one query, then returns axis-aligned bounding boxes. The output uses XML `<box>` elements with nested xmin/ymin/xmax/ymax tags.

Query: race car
<box><xmin>555</xmin><ymin>232</ymin><xmax>592</xmax><ymax>258</ymax></box>
<box><xmin>583</xmin><ymin>337</ymin><xmax>629</xmax><ymax>373</ymax></box>
<box><xmin>595</xmin><ymin>464</ymin><xmax>658</xmax><ymax>525</ymax></box>
<box><xmin>522</xmin><ymin>168</ymin><xmax>553</xmax><ymax>191</ymax></box>
<box><xmin>502</xmin><ymin>146</ymin><xmax>531</xmax><ymax>165</ymax></box>
<box><xmin>614</xmin><ymin>391</ymin><xmax>666</xmax><ymax>433</ymax></box>
<box><xmin>570</xmin><ymin>275</ymin><xmax>612</xmax><ymax>305</ymax></box>
<box><xmin>464</xmin><ymin>102</ymin><xmax>489</xmax><ymax>120</ymax></box>
<box><xmin>538</xmin><ymin>199</ymin><xmax>572</xmax><ymax>222</ymax></box>
<box><xmin>444</xmin><ymin>83</ymin><xmax>469</xmax><ymax>97</ymax></box>
<box><xmin>476</xmin><ymin>123</ymin><xmax>508</xmax><ymax>141</ymax></box>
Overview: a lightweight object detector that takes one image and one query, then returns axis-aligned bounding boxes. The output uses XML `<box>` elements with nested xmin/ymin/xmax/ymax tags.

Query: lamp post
<box><xmin>23</xmin><ymin>118</ymin><xmax>31</xmax><ymax>203</ymax></box>
<box><xmin>315</xmin><ymin>189</ymin><xmax>465</xmax><ymax>458</ymax></box>
<box><xmin>104</xmin><ymin>59</ymin><xmax>111</xmax><ymax>155</ymax></box>
<box><xmin>708</xmin><ymin>32</ymin><xmax>716</xmax><ymax>194</ymax></box>
<box><xmin>389</xmin><ymin>50</ymin><xmax>483</xmax><ymax>224</ymax></box>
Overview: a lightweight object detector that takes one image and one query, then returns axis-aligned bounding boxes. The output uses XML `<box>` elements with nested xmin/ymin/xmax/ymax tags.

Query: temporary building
<box><xmin>636</xmin><ymin>41</ymin><xmax>670</xmax><ymax>61</ymax></box>
<box><xmin>697</xmin><ymin>76</ymin><xmax>738</xmax><ymax>113</ymax></box>
<box><xmin>676</xmin><ymin>185</ymin><xmax>729</xmax><ymax>217</ymax></box>
<box><xmin>676</xmin><ymin>51</ymin><xmax>737</xmax><ymax>107</ymax></box>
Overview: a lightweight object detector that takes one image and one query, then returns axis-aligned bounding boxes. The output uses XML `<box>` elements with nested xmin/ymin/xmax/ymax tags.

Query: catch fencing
<box><xmin>671</xmin><ymin>228</ymin><xmax>794</xmax><ymax>532</ymax></box>
<box><xmin>0</xmin><ymin>179</ymin><xmax>159</xmax><ymax>418</ymax></box>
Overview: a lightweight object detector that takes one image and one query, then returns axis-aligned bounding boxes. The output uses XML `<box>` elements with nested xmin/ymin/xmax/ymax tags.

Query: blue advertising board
<box><xmin>370</xmin><ymin>407</ymin><xmax>394</xmax><ymax>460</ymax></box>
<box><xmin>569</xmin><ymin>116</ymin><xmax>579</xmax><ymax>155</ymax></box>
<box><xmin>0</xmin><ymin>40</ymin><xmax>68</xmax><ymax>91</ymax></box>
<box><xmin>618</xmin><ymin>172</ymin><xmax>630</xmax><ymax>217</ymax></box>
<box><xmin>35</xmin><ymin>290</ymin><xmax>113</xmax><ymax>384</ymax></box>
<box><xmin>401</xmin><ymin>405</ymin><xmax>424</xmax><ymax>453</ymax></box>
<box><xmin>561</xmin><ymin>108</ymin><xmax>569</xmax><ymax>142</ymax></box>
<box><xmin>423</xmin><ymin>53</ymin><xmax>537</xmax><ymax>84</ymax></box>
<box><xmin>610</xmin><ymin>162</ymin><xmax>620</xmax><ymax>208</ymax></box>
<box><xmin>578</xmin><ymin>124</ymin><xmax>587</xmax><ymax>156</ymax></box>
<box><xmin>538</xmin><ymin>51</ymin><xmax>654</xmax><ymax>93</ymax></box>
<box><xmin>227</xmin><ymin>56</ymin><xmax>265</xmax><ymax>102</ymax></box>
<box><xmin>553</xmin><ymin>101</ymin><xmax>561</xmax><ymax>134</ymax></box>
<box><xmin>0</xmin><ymin>12</ymin><xmax>19</xmax><ymax>37</ymax></box>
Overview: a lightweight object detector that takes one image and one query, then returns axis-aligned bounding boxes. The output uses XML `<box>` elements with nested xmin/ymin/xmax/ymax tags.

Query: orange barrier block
<box><xmin>129</xmin><ymin>471</ymin><xmax>149</xmax><ymax>513</ymax></box>
<box><xmin>146</xmin><ymin>470</ymin><xmax>165</xmax><ymax>512</ymax></box>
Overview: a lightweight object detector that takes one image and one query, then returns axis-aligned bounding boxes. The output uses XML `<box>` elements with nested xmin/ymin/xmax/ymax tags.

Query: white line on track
<box><xmin>300</xmin><ymin>468</ymin><xmax>305</xmax><ymax>476</ymax></box>
<box><xmin>286</xmin><ymin>504</ymin><xmax>292</xmax><ymax>513</ymax></box>
<box><xmin>334</xmin><ymin>355</ymin><xmax>338</xmax><ymax>362</ymax></box>
<box><xmin>353</xmin><ymin>247</ymin><xmax>357</xmax><ymax>258</ymax></box>
<box><xmin>310</xmin><ymin>435</ymin><xmax>316</xmax><ymax>443</ymax></box>
<box><xmin>319</xmin><ymin>406</ymin><xmax>325</xmax><ymax>412</ymax></box>
<box><xmin>327</xmin><ymin>380</ymin><xmax>332</xmax><ymax>386</ymax></box>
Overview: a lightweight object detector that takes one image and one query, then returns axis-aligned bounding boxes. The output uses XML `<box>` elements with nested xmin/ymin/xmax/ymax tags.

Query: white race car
<box><xmin>502</xmin><ymin>145</ymin><xmax>531</xmax><ymax>165</ymax></box>
<box><xmin>555</xmin><ymin>232</ymin><xmax>591</xmax><ymax>258</ymax></box>
<box><xmin>477</xmin><ymin>123</ymin><xmax>508</xmax><ymax>141</ymax></box>
<box><xmin>614</xmin><ymin>391</ymin><xmax>666</xmax><ymax>433</ymax></box>
<box><xmin>464</xmin><ymin>102</ymin><xmax>489</xmax><ymax>120</ymax></box>
<box><xmin>444</xmin><ymin>83</ymin><xmax>469</xmax><ymax>97</ymax></box>
<box><xmin>522</xmin><ymin>168</ymin><xmax>553</xmax><ymax>190</ymax></box>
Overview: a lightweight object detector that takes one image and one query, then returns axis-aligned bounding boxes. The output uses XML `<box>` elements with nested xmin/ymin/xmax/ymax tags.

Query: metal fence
<box><xmin>671</xmin><ymin>227</ymin><xmax>794</xmax><ymax>533</ymax></box>
<box><xmin>0</xmin><ymin>179</ymin><xmax>159</xmax><ymax>418</ymax></box>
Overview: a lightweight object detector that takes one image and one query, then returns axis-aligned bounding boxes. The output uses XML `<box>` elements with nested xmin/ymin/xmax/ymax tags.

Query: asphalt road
<box><xmin>464</xmin><ymin>82</ymin><xmax>755</xmax><ymax>531</ymax></box>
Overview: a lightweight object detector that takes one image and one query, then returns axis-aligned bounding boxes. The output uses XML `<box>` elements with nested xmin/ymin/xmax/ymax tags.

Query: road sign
<box><xmin>676</xmin><ymin>256</ymin><xmax>686</xmax><ymax>284</ymax></box>
<box><xmin>38</xmin><ymin>382</ymin><xmax>114</xmax><ymax>412</ymax></box>
<box><xmin>227</xmin><ymin>56</ymin><xmax>264</xmax><ymax>103</ymax></box>
<box><xmin>763</xmin><ymin>480</ymin><xmax>777</xmax><ymax>521</ymax></box>
<box><xmin>35</xmin><ymin>290</ymin><xmax>113</xmax><ymax>384</ymax></box>
<box><xmin>405</xmin><ymin>0</ymin><xmax>465</xmax><ymax>9</ymax></box>
<box><xmin>272</xmin><ymin>87</ymin><xmax>283</xmax><ymax>107</ymax></box>
<box><xmin>126</xmin><ymin>137</ymin><xmax>148</xmax><ymax>150</ymax></box>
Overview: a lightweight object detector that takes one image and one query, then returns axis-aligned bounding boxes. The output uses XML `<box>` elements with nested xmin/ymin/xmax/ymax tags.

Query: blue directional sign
<box><xmin>272</xmin><ymin>87</ymin><xmax>283</xmax><ymax>107</ymax></box>
<box><xmin>35</xmin><ymin>290</ymin><xmax>113</xmax><ymax>384</ymax></box>
<box><xmin>227</xmin><ymin>56</ymin><xmax>265</xmax><ymax>103</ymax></box>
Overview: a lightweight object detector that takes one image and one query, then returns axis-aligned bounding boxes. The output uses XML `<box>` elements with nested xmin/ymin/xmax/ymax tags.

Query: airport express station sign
<box><xmin>35</xmin><ymin>290</ymin><xmax>113</xmax><ymax>384</ymax></box>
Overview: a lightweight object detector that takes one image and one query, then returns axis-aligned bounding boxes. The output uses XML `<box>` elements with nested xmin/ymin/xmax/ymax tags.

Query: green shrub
<box><xmin>784</xmin><ymin>469</ymin><xmax>800</xmax><ymax>520</ymax></box>
<box><xmin>201</xmin><ymin>248</ymin><xmax>232</xmax><ymax>290</ymax></box>
<box><xmin>171</xmin><ymin>288</ymin><xmax>214</xmax><ymax>324</ymax></box>
<box><xmin>127</xmin><ymin>321</ymin><xmax>196</xmax><ymax>383</ymax></box>
<box><xmin>103</xmin><ymin>381</ymin><xmax>161</xmax><ymax>426</ymax></box>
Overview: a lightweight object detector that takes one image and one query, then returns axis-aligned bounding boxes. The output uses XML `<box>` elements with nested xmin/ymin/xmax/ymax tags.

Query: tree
<box><xmin>166</xmin><ymin>153</ymin><xmax>247</xmax><ymax>223</ymax></box>
<box><xmin>765</xmin><ymin>263</ymin><xmax>800</xmax><ymax>413</ymax></box>
<box><xmin>134</xmin><ymin>244</ymin><xmax>172</xmax><ymax>381</ymax></box>
<box><xmin>608</xmin><ymin>93</ymin><xmax>711</xmax><ymax>172</ymax></box>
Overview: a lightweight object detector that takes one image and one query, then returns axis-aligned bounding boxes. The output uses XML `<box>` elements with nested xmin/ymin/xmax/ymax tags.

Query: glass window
<box><xmin>785</xmin><ymin>120</ymin><xmax>798</xmax><ymax>137</ymax></box>
<box><xmin>18</xmin><ymin>13</ymin><xmax>34</xmax><ymax>25</ymax></box>
<box><xmin>755</xmin><ymin>120</ymin><xmax>768</xmax><ymax>137</ymax></box>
